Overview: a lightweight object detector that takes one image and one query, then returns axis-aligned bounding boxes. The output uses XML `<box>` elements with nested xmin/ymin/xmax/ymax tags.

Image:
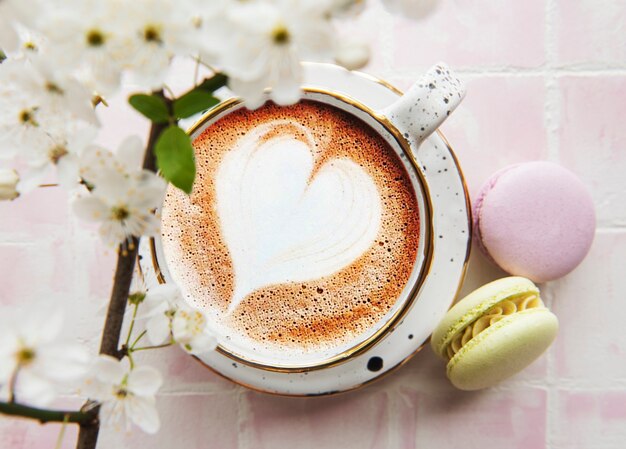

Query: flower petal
<box><xmin>184</xmin><ymin>333</ymin><xmax>218</xmax><ymax>355</ymax></box>
<box><xmin>39</xmin><ymin>342</ymin><xmax>90</xmax><ymax>382</ymax></box>
<box><xmin>73</xmin><ymin>195</ymin><xmax>109</xmax><ymax>223</ymax></box>
<box><xmin>228</xmin><ymin>76</ymin><xmax>267</xmax><ymax>110</ymax></box>
<box><xmin>381</xmin><ymin>0</ymin><xmax>439</xmax><ymax>20</ymax></box>
<box><xmin>56</xmin><ymin>155</ymin><xmax>80</xmax><ymax>189</ymax></box>
<box><xmin>15</xmin><ymin>370</ymin><xmax>56</xmax><ymax>406</ymax></box>
<box><xmin>94</xmin><ymin>355</ymin><xmax>126</xmax><ymax>385</ymax></box>
<box><xmin>269</xmin><ymin>53</ymin><xmax>302</xmax><ymax>106</ymax></box>
<box><xmin>116</xmin><ymin>136</ymin><xmax>145</xmax><ymax>172</ymax></box>
<box><xmin>127</xmin><ymin>396</ymin><xmax>160</xmax><ymax>434</ymax></box>
<box><xmin>146</xmin><ymin>314</ymin><xmax>171</xmax><ymax>346</ymax></box>
<box><xmin>16</xmin><ymin>164</ymin><xmax>48</xmax><ymax>195</ymax></box>
<box><xmin>20</xmin><ymin>307</ymin><xmax>63</xmax><ymax>346</ymax></box>
<box><xmin>127</xmin><ymin>365</ymin><xmax>162</xmax><ymax>397</ymax></box>
<box><xmin>144</xmin><ymin>284</ymin><xmax>182</xmax><ymax>310</ymax></box>
<box><xmin>92</xmin><ymin>168</ymin><xmax>131</xmax><ymax>202</ymax></box>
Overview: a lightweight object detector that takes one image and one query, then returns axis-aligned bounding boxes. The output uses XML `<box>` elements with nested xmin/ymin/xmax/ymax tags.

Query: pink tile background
<box><xmin>557</xmin><ymin>76</ymin><xmax>626</xmax><ymax>226</ymax></box>
<box><xmin>556</xmin><ymin>0</ymin><xmax>626</xmax><ymax>67</ymax></box>
<box><xmin>392</xmin><ymin>0</ymin><xmax>546</xmax><ymax>70</ymax></box>
<box><xmin>2</xmin><ymin>0</ymin><xmax>626</xmax><ymax>448</ymax></box>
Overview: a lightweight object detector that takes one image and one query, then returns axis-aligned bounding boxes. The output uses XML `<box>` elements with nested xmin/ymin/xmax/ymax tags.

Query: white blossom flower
<box><xmin>192</xmin><ymin>0</ymin><xmax>234</xmax><ymax>67</ymax></box>
<box><xmin>79</xmin><ymin>135</ymin><xmax>145</xmax><ymax>187</ymax></box>
<box><xmin>0</xmin><ymin>57</ymin><xmax>97</xmax><ymax>166</ymax></box>
<box><xmin>0</xmin><ymin>307</ymin><xmax>90</xmax><ymax>406</ymax></box>
<box><xmin>222</xmin><ymin>0</ymin><xmax>335</xmax><ymax>109</ymax></box>
<box><xmin>74</xmin><ymin>136</ymin><xmax>166</xmax><ymax>249</ymax></box>
<box><xmin>17</xmin><ymin>125</ymin><xmax>96</xmax><ymax>194</ymax></box>
<box><xmin>141</xmin><ymin>284</ymin><xmax>179</xmax><ymax>346</ymax></box>
<box><xmin>0</xmin><ymin>79</ymin><xmax>50</xmax><ymax>159</ymax></box>
<box><xmin>32</xmin><ymin>0</ymin><xmax>124</xmax><ymax>94</ymax></box>
<box><xmin>115</xmin><ymin>0</ymin><xmax>201</xmax><ymax>90</ymax></box>
<box><xmin>381</xmin><ymin>0</ymin><xmax>439</xmax><ymax>20</ymax></box>
<box><xmin>171</xmin><ymin>308</ymin><xmax>217</xmax><ymax>355</ymax></box>
<box><xmin>13</xmin><ymin>23</ymin><xmax>47</xmax><ymax>56</ymax></box>
<box><xmin>0</xmin><ymin>0</ymin><xmax>34</xmax><ymax>52</ymax></box>
<box><xmin>0</xmin><ymin>12</ymin><xmax>19</xmax><ymax>52</ymax></box>
<box><xmin>73</xmin><ymin>169</ymin><xmax>166</xmax><ymax>250</ymax></box>
<box><xmin>0</xmin><ymin>168</ymin><xmax>20</xmax><ymax>201</ymax></box>
<box><xmin>5</xmin><ymin>56</ymin><xmax>99</xmax><ymax>125</ymax></box>
<box><xmin>83</xmin><ymin>355</ymin><xmax>162</xmax><ymax>434</ymax></box>
<box><xmin>142</xmin><ymin>284</ymin><xmax>217</xmax><ymax>355</ymax></box>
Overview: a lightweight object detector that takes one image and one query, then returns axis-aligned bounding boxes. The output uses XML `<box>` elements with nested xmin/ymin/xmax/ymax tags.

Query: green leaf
<box><xmin>173</xmin><ymin>90</ymin><xmax>219</xmax><ymax>119</ymax></box>
<box><xmin>128</xmin><ymin>94</ymin><xmax>170</xmax><ymax>123</ymax></box>
<box><xmin>197</xmin><ymin>73</ymin><xmax>228</xmax><ymax>93</ymax></box>
<box><xmin>155</xmin><ymin>126</ymin><xmax>196</xmax><ymax>194</ymax></box>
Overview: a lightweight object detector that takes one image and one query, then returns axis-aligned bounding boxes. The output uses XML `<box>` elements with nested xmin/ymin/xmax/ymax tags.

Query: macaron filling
<box><xmin>445</xmin><ymin>293</ymin><xmax>544</xmax><ymax>360</ymax></box>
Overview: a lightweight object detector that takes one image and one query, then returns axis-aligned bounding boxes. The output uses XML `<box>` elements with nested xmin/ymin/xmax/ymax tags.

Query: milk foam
<box><xmin>216</xmin><ymin>120</ymin><xmax>382</xmax><ymax>313</ymax></box>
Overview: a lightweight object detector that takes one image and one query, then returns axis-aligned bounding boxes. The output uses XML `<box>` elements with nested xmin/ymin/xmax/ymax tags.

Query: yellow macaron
<box><xmin>431</xmin><ymin>276</ymin><xmax>558</xmax><ymax>390</ymax></box>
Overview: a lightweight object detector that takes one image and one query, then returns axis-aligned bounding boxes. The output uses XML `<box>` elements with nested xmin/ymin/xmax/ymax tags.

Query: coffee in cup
<box><xmin>159</xmin><ymin>96</ymin><xmax>425</xmax><ymax>368</ymax></box>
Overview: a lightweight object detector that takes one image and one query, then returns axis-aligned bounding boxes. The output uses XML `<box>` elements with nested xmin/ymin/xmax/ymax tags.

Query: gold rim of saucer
<box><xmin>149</xmin><ymin>87</ymin><xmax>437</xmax><ymax>373</ymax></box>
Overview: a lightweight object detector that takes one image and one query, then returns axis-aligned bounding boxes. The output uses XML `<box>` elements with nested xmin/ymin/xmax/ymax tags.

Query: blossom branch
<box><xmin>7</xmin><ymin>367</ymin><xmax>19</xmax><ymax>403</ymax></box>
<box><xmin>0</xmin><ymin>401</ymin><xmax>96</xmax><ymax>426</ymax></box>
<box><xmin>123</xmin><ymin>302</ymin><xmax>141</xmax><ymax>349</ymax></box>
<box><xmin>131</xmin><ymin>342</ymin><xmax>174</xmax><ymax>352</ymax></box>
<box><xmin>129</xmin><ymin>330</ymin><xmax>148</xmax><ymax>350</ymax></box>
<box><xmin>76</xmin><ymin>76</ymin><xmax>227</xmax><ymax>448</ymax></box>
<box><xmin>75</xmin><ymin>111</ymin><xmax>167</xmax><ymax>449</ymax></box>
<box><xmin>0</xmin><ymin>74</ymin><xmax>226</xmax><ymax>443</ymax></box>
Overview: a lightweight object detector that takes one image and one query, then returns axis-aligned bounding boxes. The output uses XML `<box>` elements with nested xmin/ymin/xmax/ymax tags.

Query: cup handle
<box><xmin>380</xmin><ymin>63</ymin><xmax>466</xmax><ymax>148</ymax></box>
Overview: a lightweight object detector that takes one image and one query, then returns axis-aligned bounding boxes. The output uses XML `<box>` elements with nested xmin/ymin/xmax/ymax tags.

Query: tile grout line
<box><xmin>544</xmin><ymin>282</ymin><xmax>558</xmax><ymax>449</ymax></box>
<box><xmin>387</xmin><ymin>389</ymin><xmax>400</xmax><ymax>449</ymax></box>
<box><xmin>596</xmin><ymin>226</ymin><xmax>626</xmax><ymax>233</ymax></box>
<box><xmin>153</xmin><ymin>379</ymin><xmax>626</xmax><ymax>396</ymax></box>
<box><xmin>387</xmin><ymin>66</ymin><xmax>626</xmax><ymax>77</ymax></box>
<box><xmin>544</xmin><ymin>0</ymin><xmax>559</xmax><ymax>448</ymax></box>
<box><xmin>236</xmin><ymin>387</ymin><xmax>251</xmax><ymax>449</ymax></box>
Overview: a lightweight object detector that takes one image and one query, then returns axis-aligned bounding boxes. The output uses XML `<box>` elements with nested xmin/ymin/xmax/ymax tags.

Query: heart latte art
<box><xmin>216</xmin><ymin>120</ymin><xmax>382</xmax><ymax>313</ymax></box>
<box><xmin>161</xmin><ymin>101</ymin><xmax>420</xmax><ymax>362</ymax></box>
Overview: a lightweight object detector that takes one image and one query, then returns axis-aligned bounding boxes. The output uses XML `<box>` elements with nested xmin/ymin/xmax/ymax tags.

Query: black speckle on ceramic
<box><xmin>382</xmin><ymin>63</ymin><xmax>466</xmax><ymax>148</ymax></box>
<box><xmin>367</xmin><ymin>356</ymin><xmax>384</xmax><ymax>372</ymax></box>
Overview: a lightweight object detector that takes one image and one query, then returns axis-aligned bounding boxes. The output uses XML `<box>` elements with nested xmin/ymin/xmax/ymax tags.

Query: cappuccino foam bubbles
<box><xmin>161</xmin><ymin>100</ymin><xmax>420</xmax><ymax>363</ymax></box>
<box><xmin>216</xmin><ymin>119</ymin><xmax>382</xmax><ymax>313</ymax></box>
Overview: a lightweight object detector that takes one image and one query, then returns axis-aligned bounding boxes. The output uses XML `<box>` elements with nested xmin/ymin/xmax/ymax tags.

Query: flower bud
<box><xmin>327</xmin><ymin>0</ymin><xmax>366</xmax><ymax>18</ymax></box>
<box><xmin>0</xmin><ymin>169</ymin><xmax>19</xmax><ymax>201</ymax></box>
<box><xmin>334</xmin><ymin>39</ymin><xmax>371</xmax><ymax>71</ymax></box>
<box><xmin>381</xmin><ymin>0</ymin><xmax>439</xmax><ymax>20</ymax></box>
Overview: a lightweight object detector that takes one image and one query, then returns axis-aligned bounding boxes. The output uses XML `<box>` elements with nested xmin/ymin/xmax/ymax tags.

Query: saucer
<box><xmin>138</xmin><ymin>62</ymin><xmax>471</xmax><ymax>396</ymax></box>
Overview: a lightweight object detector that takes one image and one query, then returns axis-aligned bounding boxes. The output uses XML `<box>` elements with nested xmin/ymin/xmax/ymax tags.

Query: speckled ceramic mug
<box><xmin>149</xmin><ymin>63</ymin><xmax>466</xmax><ymax>391</ymax></box>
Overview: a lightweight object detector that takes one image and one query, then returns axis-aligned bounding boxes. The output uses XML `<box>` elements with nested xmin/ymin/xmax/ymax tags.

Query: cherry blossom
<box><xmin>143</xmin><ymin>284</ymin><xmax>218</xmax><ymax>355</ymax></box>
<box><xmin>381</xmin><ymin>0</ymin><xmax>439</xmax><ymax>19</ymax></box>
<box><xmin>73</xmin><ymin>170</ymin><xmax>166</xmax><ymax>249</ymax></box>
<box><xmin>334</xmin><ymin>39</ymin><xmax>371</xmax><ymax>70</ymax></box>
<box><xmin>83</xmin><ymin>356</ymin><xmax>162</xmax><ymax>434</ymax></box>
<box><xmin>0</xmin><ymin>307</ymin><xmax>90</xmax><ymax>406</ymax></box>
<box><xmin>0</xmin><ymin>168</ymin><xmax>19</xmax><ymax>201</ymax></box>
<box><xmin>222</xmin><ymin>0</ymin><xmax>334</xmax><ymax>108</ymax></box>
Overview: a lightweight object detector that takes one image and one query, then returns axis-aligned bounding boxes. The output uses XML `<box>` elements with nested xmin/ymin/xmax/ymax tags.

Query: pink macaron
<box><xmin>473</xmin><ymin>161</ymin><xmax>596</xmax><ymax>283</ymax></box>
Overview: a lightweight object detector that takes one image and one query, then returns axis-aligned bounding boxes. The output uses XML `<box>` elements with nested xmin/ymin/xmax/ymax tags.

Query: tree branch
<box><xmin>75</xmin><ymin>115</ymin><xmax>166</xmax><ymax>449</ymax></box>
<box><xmin>0</xmin><ymin>402</ymin><xmax>96</xmax><ymax>426</ymax></box>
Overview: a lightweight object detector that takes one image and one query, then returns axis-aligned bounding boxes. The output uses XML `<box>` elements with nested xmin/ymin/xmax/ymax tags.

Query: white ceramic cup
<box><xmin>153</xmin><ymin>63</ymin><xmax>466</xmax><ymax>371</ymax></box>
